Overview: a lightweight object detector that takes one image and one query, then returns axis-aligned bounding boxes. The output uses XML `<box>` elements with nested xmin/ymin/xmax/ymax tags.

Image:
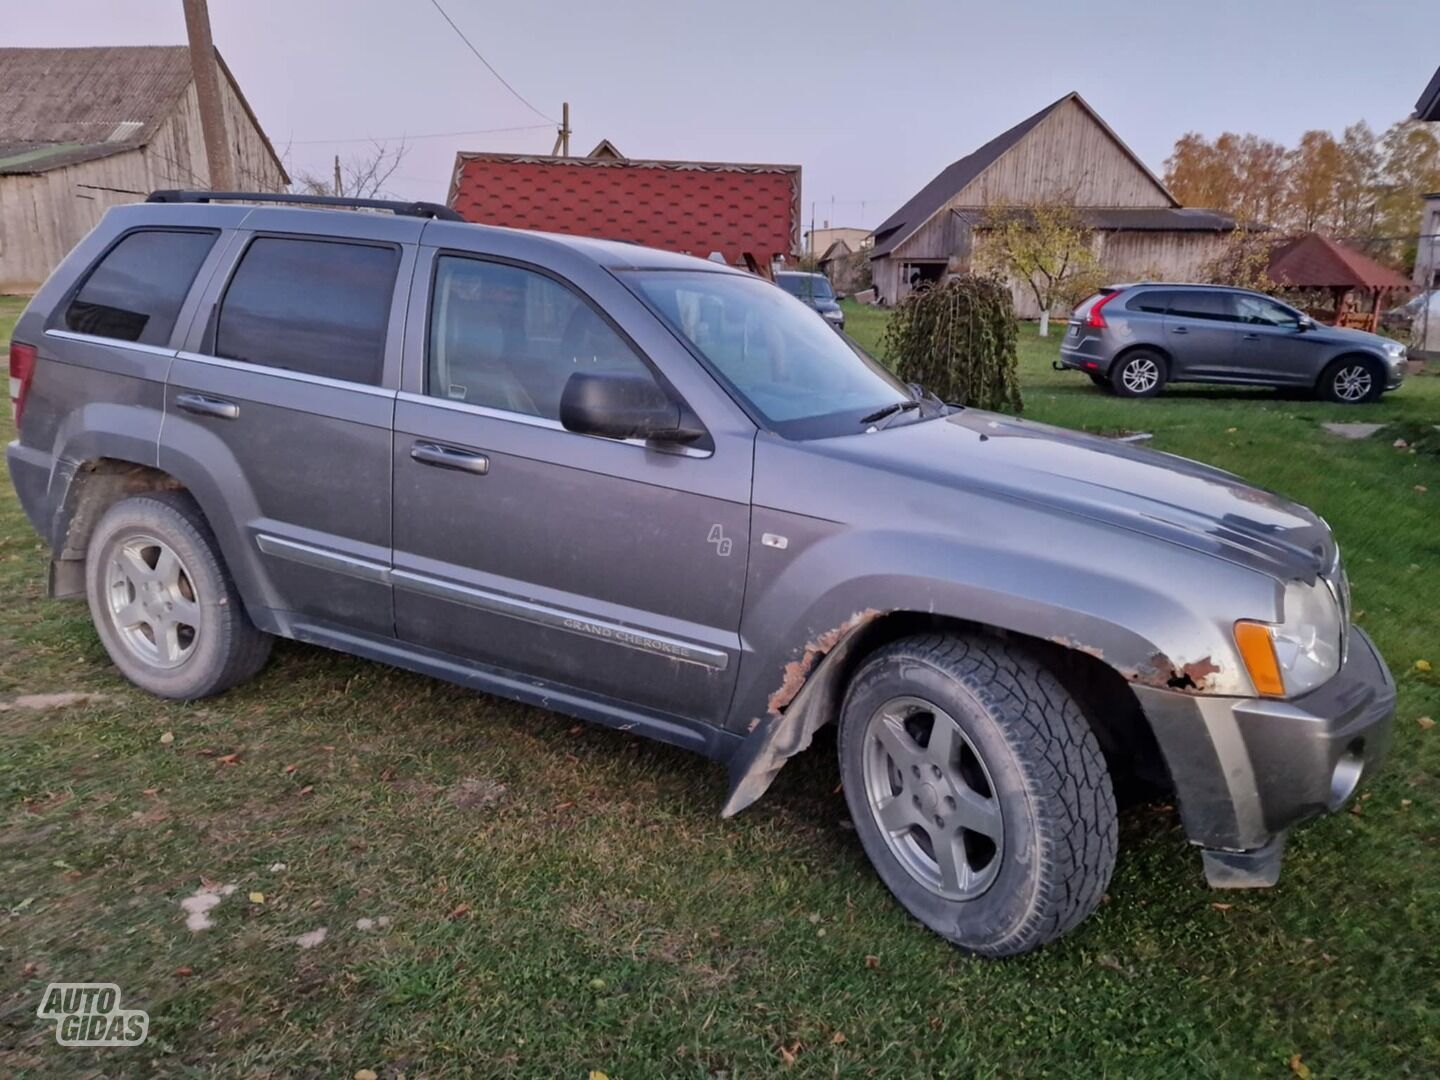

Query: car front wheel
<box><xmin>85</xmin><ymin>492</ymin><xmax>272</xmax><ymax>699</ymax></box>
<box><xmin>838</xmin><ymin>634</ymin><xmax>1117</xmax><ymax>956</ymax></box>
<box><xmin>1110</xmin><ymin>350</ymin><xmax>1166</xmax><ymax>398</ymax></box>
<box><xmin>1320</xmin><ymin>358</ymin><xmax>1383</xmax><ymax>404</ymax></box>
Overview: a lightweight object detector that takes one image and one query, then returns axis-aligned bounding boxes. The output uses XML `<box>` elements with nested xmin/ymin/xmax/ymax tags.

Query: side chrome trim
<box><xmin>390</xmin><ymin>569</ymin><xmax>729</xmax><ymax>671</ymax></box>
<box><xmin>255</xmin><ymin>534</ymin><xmax>390</xmax><ymax>584</ymax></box>
<box><xmin>44</xmin><ymin>328</ymin><xmax>176</xmax><ymax>358</ymax></box>
<box><xmin>175</xmin><ymin>351</ymin><xmax>397</xmax><ymax>397</ymax></box>
<box><xmin>255</xmin><ymin>533</ymin><xmax>729</xmax><ymax>671</ymax></box>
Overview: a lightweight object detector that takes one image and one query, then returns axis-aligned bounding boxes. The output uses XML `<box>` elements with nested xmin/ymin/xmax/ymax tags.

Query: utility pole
<box><xmin>334</xmin><ymin>154</ymin><xmax>342</xmax><ymax>197</ymax></box>
<box><xmin>180</xmin><ymin>0</ymin><xmax>234</xmax><ymax>190</ymax></box>
<box><xmin>551</xmin><ymin>101</ymin><xmax>571</xmax><ymax>157</ymax></box>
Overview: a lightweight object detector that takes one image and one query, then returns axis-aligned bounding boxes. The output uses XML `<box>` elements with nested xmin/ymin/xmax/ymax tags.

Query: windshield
<box><xmin>627</xmin><ymin>270</ymin><xmax>912</xmax><ymax>438</ymax></box>
<box><xmin>777</xmin><ymin>274</ymin><xmax>834</xmax><ymax>301</ymax></box>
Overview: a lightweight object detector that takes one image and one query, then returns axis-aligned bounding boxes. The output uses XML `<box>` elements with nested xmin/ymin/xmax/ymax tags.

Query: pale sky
<box><xmin>12</xmin><ymin>0</ymin><xmax>1440</xmax><ymax>229</ymax></box>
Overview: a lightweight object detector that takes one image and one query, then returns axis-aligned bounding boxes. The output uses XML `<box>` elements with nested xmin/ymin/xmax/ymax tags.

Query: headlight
<box><xmin>823</xmin><ymin>309</ymin><xmax>844</xmax><ymax>322</ymax></box>
<box><xmin>1383</xmin><ymin>342</ymin><xmax>1406</xmax><ymax>359</ymax></box>
<box><xmin>1234</xmin><ymin>578</ymin><xmax>1343</xmax><ymax>697</ymax></box>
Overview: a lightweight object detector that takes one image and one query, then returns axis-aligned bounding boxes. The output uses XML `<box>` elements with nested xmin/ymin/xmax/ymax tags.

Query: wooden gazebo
<box><xmin>1266</xmin><ymin>232</ymin><xmax>1412</xmax><ymax>333</ymax></box>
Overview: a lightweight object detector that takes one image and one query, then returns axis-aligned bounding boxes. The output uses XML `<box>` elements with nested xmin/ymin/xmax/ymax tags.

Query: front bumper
<box><xmin>1132</xmin><ymin>625</ymin><xmax>1395</xmax><ymax>886</ymax></box>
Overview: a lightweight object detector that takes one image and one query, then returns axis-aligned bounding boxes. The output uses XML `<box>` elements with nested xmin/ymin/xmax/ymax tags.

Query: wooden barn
<box><xmin>0</xmin><ymin>46</ymin><xmax>288</xmax><ymax>293</ymax></box>
<box><xmin>869</xmin><ymin>92</ymin><xmax>1238</xmax><ymax>314</ymax></box>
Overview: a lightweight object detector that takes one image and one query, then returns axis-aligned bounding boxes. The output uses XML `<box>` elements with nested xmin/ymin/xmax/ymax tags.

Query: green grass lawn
<box><xmin>2</xmin><ymin>292</ymin><xmax>1438</xmax><ymax>1078</ymax></box>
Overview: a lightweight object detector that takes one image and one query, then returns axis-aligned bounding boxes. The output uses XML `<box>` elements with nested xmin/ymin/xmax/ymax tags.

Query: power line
<box><xmin>286</xmin><ymin>123</ymin><xmax>551</xmax><ymax>146</ymax></box>
<box><xmin>425</xmin><ymin>0</ymin><xmax>556</xmax><ymax>124</ymax></box>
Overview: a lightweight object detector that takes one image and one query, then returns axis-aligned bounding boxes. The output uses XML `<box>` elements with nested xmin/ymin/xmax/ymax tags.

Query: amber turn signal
<box><xmin>1234</xmin><ymin>620</ymin><xmax>1285</xmax><ymax>697</ymax></box>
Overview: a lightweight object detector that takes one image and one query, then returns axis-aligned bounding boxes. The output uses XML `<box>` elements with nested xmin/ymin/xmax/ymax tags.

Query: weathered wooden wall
<box><xmin>0</xmin><ymin>75</ymin><xmax>285</xmax><ymax>293</ymax></box>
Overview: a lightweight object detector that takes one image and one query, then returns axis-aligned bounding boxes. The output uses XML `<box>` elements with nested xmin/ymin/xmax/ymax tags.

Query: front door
<box><xmin>162</xmin><ymin>213</ymin><xmax>419</xmax><ymax>636</ymax></box>
<box><xmin>391</xmin><ymin>249</ymin><xmax>753</xmax><ymax>725</ymax></box>
<box><xmin>1162</xmin><ymin>289</ymin><xmax>1237</xmax><ymax>380</ymax></box>
<box><xmin>1228</xmin><ymin>293</ymin><xmax>1316</xmax><ymax>385</ymax></box>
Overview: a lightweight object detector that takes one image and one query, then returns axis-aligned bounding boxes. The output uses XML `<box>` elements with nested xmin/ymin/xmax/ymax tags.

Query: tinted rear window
<box><xmin>1166</xmin><ymin>290</ymin><xmax>1231</xmax><ymax>321</ymax></box>
<box><xmin>214</xmin><ymin>237</ymin><xmax>398</xmax><ymax>386</ymax></box>
<box><xmin>778</xmin><ymin>275</ymin><xmax>833</xmax><ymax>300</ymax></box>
<box><xmin>64</xmin><ymin>229</ymin><xmax>217</xmax><ymax>346</ymax></box>
<box><xmin>1125</xmin><ymin>289</ymin><xmax>1175</xmax><ymax>314</ymax></box>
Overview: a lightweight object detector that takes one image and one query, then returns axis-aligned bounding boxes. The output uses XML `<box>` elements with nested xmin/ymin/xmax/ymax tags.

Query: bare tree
<box><xmin>292</xmin><ymin>140</ymin><xmax>409</xmax><ymax>199</ymax></box>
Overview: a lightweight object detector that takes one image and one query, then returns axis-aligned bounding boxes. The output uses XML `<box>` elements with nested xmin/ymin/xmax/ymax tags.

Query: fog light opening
<box><xmin>1329</xmin><ymin>738</ymin><xmax>1365</xmax><ymax>810</ymax></box>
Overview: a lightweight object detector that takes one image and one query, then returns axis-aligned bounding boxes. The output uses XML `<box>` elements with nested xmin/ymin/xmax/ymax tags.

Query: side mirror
<box><xmin>559</xmin><ymin>371</ymin><xmax>702</xmax><ymax>443</ymax></box>
<box><xmin>1296</xmin><ymin>315</ymin><xmax>1315</xmax><ymax>332</ymax></box>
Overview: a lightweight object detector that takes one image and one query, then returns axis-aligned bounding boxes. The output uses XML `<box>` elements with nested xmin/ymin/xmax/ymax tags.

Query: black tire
<box><xmin>1087</xmin><ymin>372</ymin><xmax>1111</xmax><ymax>390</ymax></box>
<box><xmin>1109</xmin><ymin>350</ymin><xmax>1166</xmax><ymax>398</ymax></box>
<box><xmin>838</xmin><ymin>634</ymin><xmax>1117</xmax><ymax>956</ymax></box>
<box><xmin>1318</xmin><ymin>356</ymin><xmax>1384</xmax><ymax>404</ymax></box>
<box><xmin>85</xmin><ymin>492</ymin><xmax>271</xmax><ymax>699</ymax></box>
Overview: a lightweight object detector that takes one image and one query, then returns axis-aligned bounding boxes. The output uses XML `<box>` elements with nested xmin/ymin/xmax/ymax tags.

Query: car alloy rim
<box><xmin>1334</xmin><ymin>365</ymin><xmax>1372</xmax><ymax>401</ymax></box>
<box><xmin>861</xmin><ymin>696</ymin><xmax>1004</xmax><ymax>900</ymax></box>
<box><xmin>1122</xmin><ymin>357</ymin><xmax>1159</xmax><ymax>393</ymax></box>
<box><xmin>104</xmin><ymin>533</ymin><xmax>201</xmax><ymax>669</ymax></box>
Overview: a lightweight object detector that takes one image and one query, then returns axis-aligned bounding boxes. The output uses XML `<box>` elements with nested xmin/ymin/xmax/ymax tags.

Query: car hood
<box><xmin>1310</xmin><ymin>324</ymin><xmax>1390</xmax><ymax>349</ymax></box>
<box><xmin>800</xmin><ymin>409</ymin><xmax>1335</xmax><ymax>582</ymax></box>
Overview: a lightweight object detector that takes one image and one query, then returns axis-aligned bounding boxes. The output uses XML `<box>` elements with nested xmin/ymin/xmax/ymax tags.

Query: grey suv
<box><xmin>6</xmin><ymin>192</ymin><xmax>1396</xmax><ymax>955</ymax></box>
<box><xmin>775</xmin><ymin>270</ymin><xmax>845</xmax><ymax>329</ymax></box>
<box><xmin>1060</xmin><ymin>283</ymin><xmax>1407</xmax><ymax>402</ymax></box>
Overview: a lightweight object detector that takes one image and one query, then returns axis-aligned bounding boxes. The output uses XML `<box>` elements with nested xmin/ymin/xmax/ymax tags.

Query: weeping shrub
<box><xmin>881</xmin><ymin>274</ymin><xmax>1023</xmax><ymax>413</ymax></box>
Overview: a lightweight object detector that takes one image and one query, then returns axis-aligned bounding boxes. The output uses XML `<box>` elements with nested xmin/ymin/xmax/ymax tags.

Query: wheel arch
<box><xmin>1317</xmin><ymin>350</ymin><xmax>1385</xmax><ymax>388</ymax></box>
<box><xmin>1112</xmin><ymin>341</ymin><xmax>1172</xmax><ymax>374</ymax></box>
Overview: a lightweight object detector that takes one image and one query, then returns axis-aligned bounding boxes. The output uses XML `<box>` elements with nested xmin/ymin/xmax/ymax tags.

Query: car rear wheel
<box><xmin>1320</xmin><ymin>358</ymin><xmax>1383</xmax><ymax>404</ymax></box>
<box><xmin>1087</xmin><ymin>372</ymin><xmax>1110</xmax><ymax>390</ymax></box>
<box><xmin>838</xmin><ymin>634</ymin><xmax>1117</xmax><ymax>956</ymax></box>
<box><xmin>85</xmin><ymin>492</ymin><xmax>271</xmax><ymax>699</ymax></box>
<box><xmin>1110</xmin><ymin>350</ymin><xmax>1166</xmax><ymax>398</ymax></box>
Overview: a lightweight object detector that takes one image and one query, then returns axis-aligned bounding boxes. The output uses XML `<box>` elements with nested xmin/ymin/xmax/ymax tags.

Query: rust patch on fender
<box><xmin>1126</xmin><ymin>652</ymin><xmax>1221</xmax><ymax>693</ymax></box>
<box><xmin>767</xmin><ymin>609</ymin><xmax>882</xmax><ymax>716</ymax></box>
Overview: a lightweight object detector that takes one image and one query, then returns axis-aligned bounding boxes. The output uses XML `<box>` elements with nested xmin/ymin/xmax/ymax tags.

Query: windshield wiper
<box><xmin>860</xmin><ymin>400</ymin><xmax>921</xmax><ymax>427</ymax></box>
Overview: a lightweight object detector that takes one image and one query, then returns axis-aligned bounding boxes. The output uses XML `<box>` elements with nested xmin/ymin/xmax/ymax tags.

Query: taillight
<box><xmin>9</xmin><ymin>341</ymin><xmax>37</xmax><ymax>423</ymax></box>
<box><xmin>1086</xmin><ymin>291</ymin><xmax>1120</xmax><ymax>329</ymax></box>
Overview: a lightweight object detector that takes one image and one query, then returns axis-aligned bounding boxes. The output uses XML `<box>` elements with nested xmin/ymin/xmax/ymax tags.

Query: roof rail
<box><xmin>145</xmin><ymin>190</ymin><xmax>465</xmax><ymax>222</ymax></box>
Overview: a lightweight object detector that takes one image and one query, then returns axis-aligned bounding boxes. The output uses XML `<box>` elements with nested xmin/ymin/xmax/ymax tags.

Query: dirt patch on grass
<box><xmin>0</xmin><ymin>691</ymin><xmax>108</xmax><ymax>712</ymax></box>
<box><xmin>448</xmin><ymin>777</ymin><xmax>507</xmax><ymax>812</ymax></box>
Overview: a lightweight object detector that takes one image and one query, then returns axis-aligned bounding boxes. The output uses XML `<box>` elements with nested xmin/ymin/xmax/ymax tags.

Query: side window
<box><xmin>1167</xmin><ymin>290</ymin><xmax>1230</xmax><ymax>321</ymax></box>
<box><xmin>64</xmin><ymin>229</ymin><xmax>217</xmax><ymax>345</ymax></box>
<box><xmin>214</xmin><ymin>237</ymin><xmax>398</xmax><ymax>386</ymax></box>
<box><xmin>1232</xmin><ymin>294</ymin><xmax>1300</xmax><ymax>327</ymax></box>
<box><xmin>427</xmin><ymin>255</ymin><xmax>654</xmax><ymax>420</ymax></box>
<box><xmin>1127</xmin><ymin>290</ymin><xmax>1174</xmax><ymax>314</ymax></box>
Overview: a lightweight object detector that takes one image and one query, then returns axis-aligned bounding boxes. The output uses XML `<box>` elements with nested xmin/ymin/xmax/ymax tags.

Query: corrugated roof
<box><xmin>950</xmin><ymin>206</ymin><xmax>1237</xmax><ymax>231</ymax></box>
<box><xmin>869</xmin><ymin>92</ymin><xmax>1181</xmax><ymax>259</ymax></box>
<box><xmin>1267</xmin><ymin>232</ymin><xmax>1412</xmax><ymax>291</ymax></box>
<box><xmin>448</xmin><ymin>152</ymin><xmax>801</xmax><ymax>264</ymax></box>
<box><xmin>0</xmin><ymin>45</ymin><xmax>287</xmax><ymax>182</ymax></box>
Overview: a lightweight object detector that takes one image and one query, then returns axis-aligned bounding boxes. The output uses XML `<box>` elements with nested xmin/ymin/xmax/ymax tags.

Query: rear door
<box><xmin>1228</xmin><ymin>293</ymin><xmax>1315</xmax><ymax>385</ymax></box>
<box><xmin>1162</xmin><ymin>289</ymin><xmax>1238</xmax><ymax>380</ymax></box>
<box><xmin>161</xmin><ymin>210</ymin><xmax>419</xmax><ymax>637</ymax></box>
<box><xmin>390</xmin><ymin>240</ymin><xmax>755</xmax><ymax>729</ymax></box>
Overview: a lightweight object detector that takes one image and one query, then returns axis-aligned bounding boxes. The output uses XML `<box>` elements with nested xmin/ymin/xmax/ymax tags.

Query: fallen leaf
<box><xmin>1417</xmin><ymin>716</ymin><xmax>1435</xmax><ymax>729</ymax></box>
<box><xmin>1226</xmin><ymin>426</ymin><xmax>1237</xmax><ymax>433</ymax></box>
<box><xmin>294</xmin><ymin>927</ymin><xmax>327</xmax><ymax>949</ymax></box>
<box><xmin>142</xmin><ymin>788</ymin><xmax>160</xmax><ymax>797</ymax></box>
<box><xmin>447</xmin><ymin>903</ymin><xmax>470</xmax><ymax>920</ymax></box>
<box><xmin>864</xmin><ymin>954</ymin><xmax>880</xmax><ymax>969</ymax></box>
<box><xmin>568</xmin><ymin>724</ymin><xmax>585</xmax><ymax>735</ymax></box>
<box><xmin>1394</xmin><ymin>438</ymin><xmax>1409</xmax><ymax>448</ymax></box>
<box><xmin>831</xmin><ymin>1031</ymin><xmax>847</xmax><ymax>1045</ymax></box>
<box><xmin>22</xmin><ymin>961</ymin><xmax>38</xmax><ymax>976</ymax></box>
<box><xmin>248</xmin><ymin>891</ymin><xmax>265</xmax><ymax>905</ymax></box>
<box><xmin>1418</xmin><ymin>485</ymin><xmax>1429</xmax><ymax>494</ymax></box>
<box><xmin>1417</xmin><ymin>660</ymin><xmax>1433</xmax><ymax>673</ymax></box>
<box><xmin>588</xmin><ymin>1072</ymin><xmax>609</xmax><ymax>1080</ymax></box>
<box><xmin>174</xmin><ymin>966</ymin><xmax>193</xmax><ymax>978</ymax></box>
<box><xmin>588</xmin><ymin>977</ymin><xmax>607</xmax><ymax>991</ymax></box>
<box><xmin>297</xmin><ymin>786</ymin><xmax>314</xmax><ymax>797</ymax></box>
<box><xmin>216</xmin><ymin>753</ymin><xmax>241</xmax><ymax>766</ymax></box>
<box><xmin>1289</xmin><ymin>1052</ymin><xmax>1313</xmax><ymax>1079</ymax></box>
<box><xmin>1211</xmin><ymin>902</ymin><xmax>1233</xmax><ymax>911</ymax></box>
<box><xmin>1401</xmin><ymin>799</ymin><xmax>1413</xmax><ymax>808</ymax></box>
<box><xmin>779</xmin><ymin>1042</ymin><xmax>799</xmax><ymax>1067</ymax></box>
<box><xmin>553</xmin><ymin>800</ymin><xmax>576</xmax><ymax>812</ymax></box>
<box><xmin>323</xmin><ymin>744</ymin><xmax>336</xmax><ymax>751</ymax></box>
<box><xmin>159</xmin><ymin>731</ymin><xmax>175</xmax><ymax>746</ymax></box>
<box><xmin>354</xmin><ymin>1071</ymin><xmax>378</xmax><ymax>1080</ymax></box>
<box><xmin>283</xmin><ymin>764</ymin><xmax>297</xmax><ymax>774</ymax></box>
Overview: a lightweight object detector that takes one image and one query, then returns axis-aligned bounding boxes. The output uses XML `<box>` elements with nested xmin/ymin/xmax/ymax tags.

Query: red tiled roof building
<box><xmin>447</xmin><ymin>141</ymin><xmax>800</xmax><ymax>266</ymax></box>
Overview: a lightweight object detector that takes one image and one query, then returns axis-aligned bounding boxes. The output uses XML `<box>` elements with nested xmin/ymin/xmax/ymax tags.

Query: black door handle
<box><xmin>411</xmin><ymin>441</ymin><xmax>490</xmax><ymax>475</ymax></box>
<box><xmin>175</xmin><ymin>392</ymin><xmax>239</xmax><ymax>420</ymax></box>
<box><xmin>1170</xmin><ymin>326</ymin><xmax>1188</xmax><ymax>334</ymax></box>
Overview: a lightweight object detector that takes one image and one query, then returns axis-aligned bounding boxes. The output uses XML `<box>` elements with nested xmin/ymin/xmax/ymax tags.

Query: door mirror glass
<box><xmin>1296</xmin><ymin>314</ymin><xmax>1315</xmax><ymax>331</ymax></box>
<box><xmin>559</xmin><ymin>372</ymin><xmax>701</xmax><ymax>443</ymax></box>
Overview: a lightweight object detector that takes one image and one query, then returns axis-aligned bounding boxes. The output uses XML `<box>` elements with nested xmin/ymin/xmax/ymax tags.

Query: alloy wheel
<box><xmin>861</xmin><ymin>696</ymin><xmax>1005</xmax><ymax>900</ymax></box>
<box><xmin>1121</xmin><ymin>357</ymin><xmax>1159</xmax><ymax>394</ymax></box>
<box><xmin>104</xmin><ymin>534</ymin><xmax>201</xmax><ymax>669</ymax></box>
<box><xmin>1333</xmin><ymin>364</ymin><xmax>1373</xmax><ymax>402</ymax></box>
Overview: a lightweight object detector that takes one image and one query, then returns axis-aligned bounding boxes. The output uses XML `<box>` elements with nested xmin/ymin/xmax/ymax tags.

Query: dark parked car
<box><xmin>1059</xmin><ymin>283</ymin><xmax>1407</xmax><ymax>402</ymax></box>
<box><xmin>775</xmin><ymin>270</ymin><xmax>844</xmax><ymax>329</ymax></box>
<box><xmin>7</xmin><ymin>192</ymin><xmax>1395</xmax><ymax>955</ymax></box>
